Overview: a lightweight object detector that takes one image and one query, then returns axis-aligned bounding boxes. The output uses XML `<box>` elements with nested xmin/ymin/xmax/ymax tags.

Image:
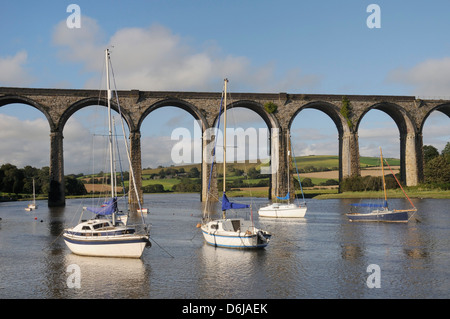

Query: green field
<box><xmin>296</xmin><ymin>155</ymin><xmax>400</xmax><ymax>168</ymax></box>
<box><xmin>136</xmin><ymin>155</ymin><xmax>401</xmax><ymax>193</ymax></box>
<box><xmin>79</xmin><ymin>155</ymin><xmax>449</xmax><ymax>199</ymax></box>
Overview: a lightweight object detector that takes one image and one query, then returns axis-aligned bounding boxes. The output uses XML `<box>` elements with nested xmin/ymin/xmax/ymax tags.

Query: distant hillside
<box><xmin>296</xmin><ymin>155</ymin><xmax>400</xmax><ymax>169</ymax></box>
<box><xmin>142</xmin><ymin>155</ymin><xmax>400</xmax><ymax>175</ymax></box>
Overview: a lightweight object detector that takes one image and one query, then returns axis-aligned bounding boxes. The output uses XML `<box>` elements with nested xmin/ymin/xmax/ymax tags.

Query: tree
<box><xmin>423</xmin><ymin>145</ymin><xmax>439</xmax><ymax>163</ymax></box>
<box><xmin>0</xmin><ymin>164</ymin><xmax>22</xmax><ymax>194</ymax></box>
<box><xmin>247</xmin><ymin>167</ymin><xmax>260</xmax><ymax>179</ymax></box>
<box><xmin>172</xmin><ymin>178</ymin><xmax>201</xmax><ymax>192</ymax></box>
<box><xmin>142</xmin><ymin>184</ymin><xmax>165</xmax><ymax>193</ymax></box>
<box><xmin>424</xmin><ymin>155</ymin><xmax>450</xmax><ymax>185</ymax></box>
<box><xmin>442</xmin><ymin>142</ymin><xmax>450</xmax><ymax>158</ymax></box>
<box><xmin>188</xmin><ymin>167</ymin><xmax>200</xmax><ymax>178</ymax></box>
<box><xmin>65</xmin><ymin>176</ymin><xmax>87</xmax><ymax>195</ymax></box>
<box><xmin>299</xmin><ymin>177</ymin><xmax>314</xmax><ymax>187</ymax></box>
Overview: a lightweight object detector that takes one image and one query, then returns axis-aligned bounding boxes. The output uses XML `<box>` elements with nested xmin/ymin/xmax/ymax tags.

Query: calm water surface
<box><xmin>0</xmin><ymin>193</ymin><xmax>448</xmax><ymax>299</ymax></box>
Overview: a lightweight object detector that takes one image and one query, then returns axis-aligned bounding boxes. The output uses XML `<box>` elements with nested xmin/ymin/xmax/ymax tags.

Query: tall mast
<box><xmin>223</xmin><ymin>79</ymin><xmax>228</xmax><ymax>193</ymax></box>
<box><xmin>380</xmin><ymin>147</ymin><xmax>387</xmax><ymax>205</ymax></box>
<box><xmin>287</xmin><ymin>132</ymin><xmax>290</xmax><ymax>204</ymax></box>
<box><xmin>32</xmin><ymin>178</ymin><xmax>36</xmax><ymax>205</ymax></box>
<box><xmin>222</xmin><ymin>78</ymin><xmax>228</xmax><ymax>219</ymax></box>
<box><xmin>105</xmin><ymin>49</ymin><xmax>114</xmax><ymax>198</ymax></box>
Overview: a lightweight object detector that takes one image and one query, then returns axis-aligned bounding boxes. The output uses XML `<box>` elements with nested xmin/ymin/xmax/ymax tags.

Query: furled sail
<box><xmin>86</xmin><ymin>197</ymin><xmax>118</xmax><ymax>215</ymax></box>
<box><xmin>276</xmin><ymin>192</ymin><xmax>290</xmax><ymax>200</ymax></box>
<box><xmin>221</xmin><ymin>192</ymin><xmax>249</xmax><ymax>211</ymax></box>
<box><xmin>350</xmin><ymin>201</ymin><xmax>387</xmax><ymax>208</ymax></box>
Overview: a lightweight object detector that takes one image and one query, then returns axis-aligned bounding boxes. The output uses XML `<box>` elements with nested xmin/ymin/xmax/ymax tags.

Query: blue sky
<box><xmin>0</xmin><ymin>0</ymin><xmax>449</xmax><ymax>173</ymax></box>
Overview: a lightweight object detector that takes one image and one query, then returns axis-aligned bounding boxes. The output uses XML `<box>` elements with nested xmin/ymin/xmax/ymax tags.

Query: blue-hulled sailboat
<box><xmin>346</xmin><ymin>147</ymin><xmax>417</xmax><ymax>223</ymax></box>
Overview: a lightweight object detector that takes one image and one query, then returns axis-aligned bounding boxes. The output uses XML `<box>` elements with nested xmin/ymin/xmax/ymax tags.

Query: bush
<box><xmin>264</xmin><ymin>102</ymin><xmax>278</xmax><ymax>114</ymax></box>
<box><xmin>142</xmin><ymin>184</ymin><xmax>165</xmax><ymax>193</ymax></box>
<box><xmin>172</xmin><ymin>178</ymin><xmax>201</xmax><ymax>192</ymax></box>
<box><xmin>424</xmin><ymin>155</ymin><xmax>450</xmax><ymax>184</ymax></box>
<box><xmin>340</xmin><ymin>175</ymin><xmax>399</xmax><ymax>192</ymax></box>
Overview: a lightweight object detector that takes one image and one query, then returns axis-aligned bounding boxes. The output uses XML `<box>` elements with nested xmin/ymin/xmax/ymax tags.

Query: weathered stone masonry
<box><xmin>0</xmin><ymin>87</ymin><xmax>449</xmax><ymax>206</ymax></box>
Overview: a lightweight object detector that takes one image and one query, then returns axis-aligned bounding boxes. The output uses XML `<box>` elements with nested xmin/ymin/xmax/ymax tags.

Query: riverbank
<box><xmin>226</xmin><ymin>186</ymin><xmax>450</xmax><ymax>199</ymax></box>
<box><xmin>3</xmin><ymin>186</ymin><xmax>450</xmax><ymax>203</ymax></box>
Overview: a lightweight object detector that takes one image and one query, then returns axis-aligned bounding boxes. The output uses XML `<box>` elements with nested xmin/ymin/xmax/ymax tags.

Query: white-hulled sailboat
<box><xmin>25</xmin><ymin>178</ymin><xmax>38</xmax><ymax>211</ymax></box>
<box><xmin>199</xmin><ymin>79</ymin><xmax>271</xmax><ymax>249</ymax></box>
<box><xmin>63</xmin><ymin>49</ymin><xmax>150</xmax><ymax>258</ymax></box>
<box><xmin>258</xmin><ymin>134</ymin><xmax>307</xmax><ymax>218</ymax></box>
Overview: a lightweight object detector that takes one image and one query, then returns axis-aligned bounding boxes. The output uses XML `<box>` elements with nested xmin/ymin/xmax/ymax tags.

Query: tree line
<box><xmin>0</xmin><ymin>164</ymin><xmax>87</xmax><ymax>199</ymax></box>
<box><xmin>1</xmin><ymin>142</ymin><xmax>448</xmax><ymax>199</ymax></box>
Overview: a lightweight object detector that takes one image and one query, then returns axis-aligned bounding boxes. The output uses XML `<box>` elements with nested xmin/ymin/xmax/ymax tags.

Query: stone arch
<box><xmin>209</xmin><ymin>99</ymin><xmax>280</xmax><ymax>163</ymax></box>
<box><xmin>288</xmin><ymin>101</ymin><xmax>358</xmax><ymax>185</ymax></box>
<box><xmin>138</xmin><ymin>98</ymin><xmax>208</xmax><ymax>132</ymax></box>
<box><xmin>419</xmin><ymin>102</ymin><xmax>450</xmax><ymax>134</ymax></box>
<box><xmin>355</xmin><ymin>102</ymin><xmax>417</xmax><ymax>135</ymax></box>
<box><xmin>0</xmin><ymin>95</ymin><xmax>55</xmax><ymax>130</ymax></box>
<box><xmin>59</xmin><ymin>97</ymin><xmax>136</xmax><ymax>133</ymax></box>
<box><xmin>288</xmin><ymin>100</ymin><xmax>347</xmax><ymax>135</ymax></box>
<box><xmin>207</xmin><ymin>99</ymin><xmax>281</xmax><ymax>200</ymax></box>
<box><xmin>0</xmin><ymin>95</ymin><xmax>63</xmax><ymax>206</ymax></box>
<box><xmin>138</xmin><ymin>98</ymin><xmax>210</xmax><ymax>201</ymax></box>
<box><xmin>223</xmin><ymin>100</ymin><xmax>280</xmax><ymax>130</ymax></box>
<box><xmin>356</xmin><ymin>102</ymin><xmax>420</xmax><ymax>185</ymax></box>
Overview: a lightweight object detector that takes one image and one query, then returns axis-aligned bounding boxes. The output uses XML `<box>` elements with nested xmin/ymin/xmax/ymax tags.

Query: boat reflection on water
<box><xmin>64</xmin><ymin>254</ymin><xmax>149</xmax><ymax>296</ymax></box>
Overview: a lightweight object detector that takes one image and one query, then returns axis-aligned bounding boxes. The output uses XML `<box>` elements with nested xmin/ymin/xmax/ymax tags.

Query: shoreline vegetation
<box><xmin>2</xmin><ymin>153</ymin><xmax>450</xmax><ymax>201</ymax></box>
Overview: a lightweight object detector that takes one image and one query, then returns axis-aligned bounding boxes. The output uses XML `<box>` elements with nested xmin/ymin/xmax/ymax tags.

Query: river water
<box><xmin>0</xmin><ymin>193</ymin><xmax>448</xmax><ymax>300</ymax></box>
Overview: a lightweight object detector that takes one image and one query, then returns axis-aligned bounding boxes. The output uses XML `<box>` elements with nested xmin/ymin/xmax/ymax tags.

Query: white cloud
<box><xmin>52</xmin><ymin>16</ymin><xmax>106</xmax><ymax>72</ymax></box>
<box><xmin>141</xmin><ymin>135</ymin><xmax>179</xmax><ymax>168</ymax></box>
<box><xmin>0</xmin><ymin>114</ymin><xmax>49</xmax><ymax>168</ymax></box>
<box><xmin>387</xmin><ymin>57</ymin><xmax>450</xmax><ymax>97</ymax></box>
<box><xmin>0</xmin><ymin>51</ymin><xmax>35</xmax><ymax>86</ymax></box>
<box><xmin>52</xmin><ymin>17</ymin><xmax>321</xmax><ymax>92</ymax></box>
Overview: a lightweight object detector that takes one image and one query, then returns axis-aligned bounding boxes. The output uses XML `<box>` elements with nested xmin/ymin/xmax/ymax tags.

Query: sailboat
<box><xmin>63</xmin><ymin>49</ymin><xmax>151</xmax><ymax>258</ymax></box>
<box><xmin>258</xmin><ymin>134</ymin><xmax>307</xmax><ymax>218</ymax></box>
<box><xmin>25</xmin><ymin>178</ymin><xmax>38</xmax><ymax>211</ymax></box>
<box><xmin>346</xmin><ymin>147</ymin><xmax>417</xmax><ymax>222</ymax></box>
<box><xmin>199</xmin><ymin>79</ymin><xmax>271</xmax><ymax>249</ymax></box>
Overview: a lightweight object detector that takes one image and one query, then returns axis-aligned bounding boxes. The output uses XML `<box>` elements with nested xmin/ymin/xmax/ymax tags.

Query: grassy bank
<box><xmin>313</xmin><ymin>188</ymin><xmax>450</xmax><ymax>199</ymax></box>
<box><xmin>225</xmin><ymin>186</ymin><xmax>450</xmax><ymax>199</ymax></box>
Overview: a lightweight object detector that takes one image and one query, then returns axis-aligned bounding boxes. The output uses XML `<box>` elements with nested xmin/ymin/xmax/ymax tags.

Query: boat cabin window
<box><xmin>82</xmin><ymin>226</ymin><xmax>92</xmax><ymax>231</ymax></box>
<box><xmin>92</xmin><ymin>222</ymin><xmax>111</xmax><ymax>229</ymax></box>
<box><xmin>211</xmin><ymin>224</ymin><xmax>218</xmax><ymax>230</ymax></box>
<box><xmin>231</xmin><ymin>220</ymin><xmax>240</xmax><ymax>232</ymax></box>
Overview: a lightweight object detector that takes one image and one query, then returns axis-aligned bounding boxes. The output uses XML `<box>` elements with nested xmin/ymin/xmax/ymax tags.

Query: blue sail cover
<box><xmin>86</xmin><ymin>197</ymin><xmax>118</xmax><ymax>215</ymax></box>
<box><xmin>350</xmin><ymin>201</ymin><xmax>388</xmax><ymax>208</ymax></box>
<box><xmin>276</xmin><ymin>192</ymin><xmax>290</xmax><ymax>200</ymax></box>
<box><xmin>221</xmin><ymin>192</ymin><xmax>249</xmax><ymax>211</ymax></box>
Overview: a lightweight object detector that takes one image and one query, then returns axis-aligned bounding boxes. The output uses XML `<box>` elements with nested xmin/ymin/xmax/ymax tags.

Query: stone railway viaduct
<box><xmin>0</xmin><ymin>86</ymin><xmax>449</xmax><ymax>206</ymax></box>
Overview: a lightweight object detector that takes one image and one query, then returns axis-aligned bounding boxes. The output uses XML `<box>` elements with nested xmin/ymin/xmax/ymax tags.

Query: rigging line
<box><xmin>149</xmin><ymin>236</ymin><xmax>175</xmax><ymax>258</ymax></box>
<box><xmin>112</xmin><ymin>117</ymin><xmax>128</xmax><ymax>201</ymax></box>
<box><xmin>226</xmin><ymin>87</ymin><xmax>255</xmax><ymax>213</ymax></box>
<box><xmin>108</xmin><ymin>57</ymin><xmax>147</xmax><ymax>227</ymax></box>
<box><xmin>384</xmin><ymin>158</ymin><xmax>416</xmax><ymax>210</ymax></box>
<box><xmin>203</xmin><ymin>92</ymin><xmax>224</xmax><ymax>218</ymax></box>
